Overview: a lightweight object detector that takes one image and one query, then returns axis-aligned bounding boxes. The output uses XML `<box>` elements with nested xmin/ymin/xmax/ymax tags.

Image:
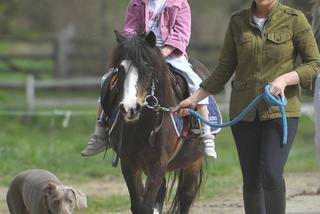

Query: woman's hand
<box><xmin>269</xmin><ymin>71</ymin><xmax>300</xmax><ymax>101</ymax></box>
<box><xmin>171</xmin><ymin>97</ymin><xmax>197</xmax><ymax>117</ymax></box>
<box><xmin>269</xmin><ymin>76</ymin><xmax>287</xmax><ymax>100</ymax></box>
<box><xmin>171</xmin><ymin>88</ymin><xmax>211</xmax><ymax>117</ymax></box>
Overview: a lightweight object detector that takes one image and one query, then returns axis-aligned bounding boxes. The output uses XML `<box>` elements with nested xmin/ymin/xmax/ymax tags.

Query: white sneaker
<box><xmin>81</xmin><ymin>134</ymin><xmax>109</xmax><ymax>156</ymax></box>
<box><xmin>201</xmin><ymin>135</ymin><xmax>217</xmax><ymax>159</ymax></box>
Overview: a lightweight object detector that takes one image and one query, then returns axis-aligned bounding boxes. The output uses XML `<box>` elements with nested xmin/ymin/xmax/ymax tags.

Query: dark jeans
<box><xmin>231</xmin><ymin>115</ymin><xmax>299</xmax><ymax>193</ymax></box>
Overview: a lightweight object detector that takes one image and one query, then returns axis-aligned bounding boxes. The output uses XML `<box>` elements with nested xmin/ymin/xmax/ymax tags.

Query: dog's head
<box><xmin>43</xmin><ymin>182</ymin><xmax>87</xmax><ymax>214</ymax></box>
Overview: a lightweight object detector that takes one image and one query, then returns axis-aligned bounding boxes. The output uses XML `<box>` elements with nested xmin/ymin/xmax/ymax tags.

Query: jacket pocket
<box><xmin>266</xmin><ymin>32</ymin><xmax>293</xmax><ymax>60</ymax></box>
<box><xmin>236</xmin><ymin>33</ymin><xmax>253</xmax><ymax>63</ymax></box>
<box><xmin>231</xmin><ymin>80</ymin><xmax>252</xmax><ymax>91</ymax></box>
<box><xmin>230</xmin><ymin>81</ymin><xmax>252</xmax><ymax>117</ymax></box>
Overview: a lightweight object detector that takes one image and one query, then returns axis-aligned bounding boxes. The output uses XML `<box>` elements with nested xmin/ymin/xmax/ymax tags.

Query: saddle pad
<box><xmin>173</xmin><ymin>95</ymin><xmax>222</xmax><ymax>137</ymax></box>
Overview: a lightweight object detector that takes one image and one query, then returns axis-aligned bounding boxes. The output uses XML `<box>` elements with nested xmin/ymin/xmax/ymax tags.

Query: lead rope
<box><xmin>187</xmin><ymin>84</ymin><xmax>288</xmax><ymax>145</ymax></box>
<box><xmin>143</xmin><ymin>83</ymin><xmax>288</xmax><ymax>145</ymax></box>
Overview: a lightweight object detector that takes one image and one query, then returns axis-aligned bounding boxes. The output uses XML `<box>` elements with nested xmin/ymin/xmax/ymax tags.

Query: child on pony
<box><xmin>81</xmin><ymin>0</ymin><xmax>217</xmax><ymax>158</ymax></box>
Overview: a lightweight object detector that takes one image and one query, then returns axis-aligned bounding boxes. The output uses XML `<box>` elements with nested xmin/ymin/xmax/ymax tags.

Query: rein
<box><xmin>188</xmin><ymin>84</ymin><xmax>288</xmax><ymax>145</ymax></box>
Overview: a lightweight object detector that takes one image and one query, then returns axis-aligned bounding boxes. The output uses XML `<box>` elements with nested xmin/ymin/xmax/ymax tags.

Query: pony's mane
<box><xmin>312</xmin><ymin>0</ymin><xmax>320</xmax><ymax>48</ymax></box>
<box><xmin>111</xmin><ymin>33</ymin><xmax>165</xmax><ymax>81</ymax></box>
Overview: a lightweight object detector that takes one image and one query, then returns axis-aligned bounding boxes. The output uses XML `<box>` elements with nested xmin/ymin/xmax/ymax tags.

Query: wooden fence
<box><xmin>0</xmin><ymin>34</ymin><xmax>225</xmax><ymax>114</ymax></box>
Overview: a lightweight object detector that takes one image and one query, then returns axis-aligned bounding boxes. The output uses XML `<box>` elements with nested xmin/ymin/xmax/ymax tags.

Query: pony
<box><xmin>102</xmin><ymin>31</ymin><xmax>208</xmax><ymax>214</ymax></box>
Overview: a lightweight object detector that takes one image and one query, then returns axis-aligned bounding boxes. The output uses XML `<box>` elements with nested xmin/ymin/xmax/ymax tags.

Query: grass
<box><xmin>0</xmin><ymin>109</ymin><xmax>318</xmax><ymax>212</ymax></box>
<box><xmin>0</xmin><ymin>114</ymin><xmax>123</xmax><ymax>185</ymax></box>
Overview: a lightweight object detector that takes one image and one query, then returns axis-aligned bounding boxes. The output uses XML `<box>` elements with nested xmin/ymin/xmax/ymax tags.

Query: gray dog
<box><xmin>6</xmin><ymin>169</ymin><xmax>87</xmax><ymax>214</ymax></box>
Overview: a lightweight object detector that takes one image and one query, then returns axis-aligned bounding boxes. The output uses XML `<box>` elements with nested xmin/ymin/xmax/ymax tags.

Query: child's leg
<box><xmin>81</xmin><ymin>70</ymin><xmax>116</xmax><ymax>156</ymax></box>
<box><xmin>166</xmin><ymin>56</ymin><xmax>217</xmax><ymax>158</ymax></box>
<box><xmin>81</xmin><ymin>100</ymin><xmax>109</xmax><ymax>157</ymax></box>
<box><xmin>197</xmin><ymin>104</ymin><xmax>217</xmax><ymax>159</ymax></box>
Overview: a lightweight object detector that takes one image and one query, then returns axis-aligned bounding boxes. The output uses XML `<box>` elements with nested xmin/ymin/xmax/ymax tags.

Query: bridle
<box><xmin>143</xmin><ymin>78</ymin><xmax>171</xmax><ymax>112</ymax></box>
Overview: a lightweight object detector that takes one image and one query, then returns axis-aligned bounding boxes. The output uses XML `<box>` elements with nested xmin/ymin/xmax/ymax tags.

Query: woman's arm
<box><xmin>292</xmin><ymin>11</ymin><xmax>320</xmax><ymax>89</ymax></box>
<box><xmin>270</xmin><ymin>11</ymin><xmax>320</xmax><ymax>100</ymax></box>
<box><xmin>269</xmin><ymin>71</ymin><xmax>300</xmax><ymax>100</ymax></box>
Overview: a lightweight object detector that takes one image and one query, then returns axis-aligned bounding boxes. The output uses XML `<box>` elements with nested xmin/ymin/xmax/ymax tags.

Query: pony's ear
<box><xmin>145</xmin><ymin>31</ymin><xmax>156</xmax><ymax>47</ymax></box>
<box><xmin>114</xmin><ymin>30</ymin><xmax>126</xmax><ymax>43</ymax></box>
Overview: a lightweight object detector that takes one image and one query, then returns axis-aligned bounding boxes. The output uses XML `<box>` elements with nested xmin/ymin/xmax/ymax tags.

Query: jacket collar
<box><xmin>249</xmin><ymin>1</ymin><xmax>281</xmax><ymax>26</ymax></box>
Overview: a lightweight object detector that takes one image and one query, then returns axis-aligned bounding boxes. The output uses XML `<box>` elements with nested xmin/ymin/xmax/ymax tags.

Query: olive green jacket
<box><xmin>201</xmin><ymin>2</ymin><xmax>320</xmax><ymax>121</ymax></box>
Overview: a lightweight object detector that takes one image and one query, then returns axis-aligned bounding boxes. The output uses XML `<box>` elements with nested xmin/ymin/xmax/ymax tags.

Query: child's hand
<box><xmin>161</xmin><ymin>45</ymin><xmax>175</xmax><ymax>57</ymax></box>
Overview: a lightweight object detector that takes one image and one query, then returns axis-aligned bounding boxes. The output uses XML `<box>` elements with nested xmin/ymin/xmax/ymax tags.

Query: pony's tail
<box><xmin>167</xmin><ymin>165</ymin><xmax>205</xmax><ymax>214</ymax></box>
<box><xmin>312</xmin><ymin>0</ymin><xmax>320</xmax><ymax>48</ymax></box>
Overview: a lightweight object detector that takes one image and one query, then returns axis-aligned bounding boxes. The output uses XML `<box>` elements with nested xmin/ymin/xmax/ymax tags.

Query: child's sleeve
<box><xmin>123</xmin><ymin>1</ymin><xmax>141</xmax><ymax>35</ymax></box>
<box><xmin>164</xmin><ymin>0</ymin><xmax>191</xmax><ymax>55</ymax></box>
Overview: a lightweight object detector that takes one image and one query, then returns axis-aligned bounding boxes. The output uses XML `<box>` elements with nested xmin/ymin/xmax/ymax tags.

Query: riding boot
<box><xmin>81</xmin><ymin>104</ymin><xmax>110</xmax><ymax>156</ymax></box>
<box><xmin>243</xmin><ymin>191</ymin><xmax>266</xmax><ymax>214</ymax></box>
<box><xmin>264</xmin><ymin>180</ymin><xmax>286</xmax><ymax>214</ymax></box>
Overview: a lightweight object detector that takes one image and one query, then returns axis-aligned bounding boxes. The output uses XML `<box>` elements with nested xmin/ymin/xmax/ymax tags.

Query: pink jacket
<box><xmin>123</xmin><ymin>0</ymin><xmax>191</xmax><ymax>56</ymax></box>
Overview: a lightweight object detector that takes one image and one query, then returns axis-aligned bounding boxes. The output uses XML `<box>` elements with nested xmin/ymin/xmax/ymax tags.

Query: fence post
<box><xmin>26</xmin><ymin>73</ymin><xmax>35</xmax><ymax>115</ymax></box>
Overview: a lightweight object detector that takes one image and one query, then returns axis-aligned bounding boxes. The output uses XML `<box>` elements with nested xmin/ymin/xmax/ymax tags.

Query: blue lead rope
<box><xmin>188</xmin><ymin>84</ymin><xmax>288</xmax><ymax>145</ymax></box>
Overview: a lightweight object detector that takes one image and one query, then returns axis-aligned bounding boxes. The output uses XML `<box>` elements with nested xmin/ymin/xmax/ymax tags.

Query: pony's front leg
<box><xmin>121</xmin><ymin>158</ymin><xmax>144</xmax><ymax>214</ymax></box>
<box><xmin>140</xmin><ymin>162</ymin><xmax>167</xmax><ymax>214</ymax></box>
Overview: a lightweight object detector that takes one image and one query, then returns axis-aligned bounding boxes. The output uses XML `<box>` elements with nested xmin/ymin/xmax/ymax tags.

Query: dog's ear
<box><xmin>66</xmin><ymin>187</ymin><xmax>87</xmax><ymax>209</ymax></box>
<box><xmin>43</xmin><ymin>182</ymin><xmax>56</xmax><ymax>194</ymax></box>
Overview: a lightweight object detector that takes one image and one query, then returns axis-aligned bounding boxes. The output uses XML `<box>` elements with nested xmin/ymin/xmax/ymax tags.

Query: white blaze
<box><xmin>121</xmin><ymin>60</ymin><xmax>139</xmax><ymax>112</ymax></box>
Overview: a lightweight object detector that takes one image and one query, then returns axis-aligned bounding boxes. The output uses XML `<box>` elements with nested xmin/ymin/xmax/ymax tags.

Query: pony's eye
<box><xmin>118</xmin><ymin>66</ymin><xmax>125</xmax><ymax>73</ymax></box>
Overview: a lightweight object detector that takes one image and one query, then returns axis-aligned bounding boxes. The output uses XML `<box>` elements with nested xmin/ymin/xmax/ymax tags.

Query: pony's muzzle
<box><xmin>119</xmin><ymin>102</ymin><xmax>142</xmax><ymax>121</ymax></box>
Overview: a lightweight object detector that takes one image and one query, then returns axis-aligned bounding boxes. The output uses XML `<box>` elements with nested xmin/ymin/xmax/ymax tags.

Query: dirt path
<box><xmin>190</xmin><ymin>172</ymin><xmax>320</xmax><ymax>214</ymax></box>
<box><xmin>1</xmin><ymin>172</ymin><xmax>319</xmax><ymax>213</ymax></box>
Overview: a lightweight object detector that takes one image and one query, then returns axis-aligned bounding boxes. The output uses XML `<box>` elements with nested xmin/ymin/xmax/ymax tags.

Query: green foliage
<box><xmin>286</xmin><ymin>115</ymin><xmax>319</xmax><ymax>172</ymax></box>
<box><xmin>81</xmin><ymin>195</ymin><xmax>130</xmax><ymax>213</ymax></box>
<box><xmin>0</xmin><ymin>0</ymin><xmax>16</xmax><ymax>34</ymax></box>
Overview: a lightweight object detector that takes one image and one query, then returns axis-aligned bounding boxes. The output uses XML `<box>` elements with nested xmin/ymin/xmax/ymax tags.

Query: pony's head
<box><xmin>111</xmin><ymin>31</ymin><xmax>166</xmax><ymax>122</ymax></box>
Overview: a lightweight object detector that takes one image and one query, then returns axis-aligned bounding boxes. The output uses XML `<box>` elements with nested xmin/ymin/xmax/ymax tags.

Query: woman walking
<box><xmin>172</xmin><ymin>0</ymin><xmax>320</xmax><ymax>213</ymax></box>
